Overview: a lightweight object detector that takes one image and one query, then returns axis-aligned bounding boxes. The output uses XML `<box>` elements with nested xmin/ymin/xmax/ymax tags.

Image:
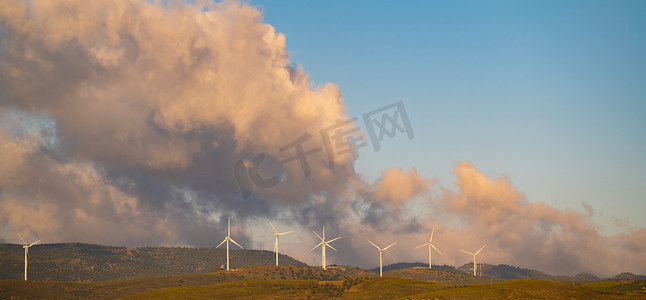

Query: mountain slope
<box><xmin>457</xmin><ymin>263</ymin><xmax>553</xmax><ymax>279</ymax></box>
<box><xmin>0</xmin><ymin>265</ymin><xmax>373</xmax><ymax>299</ymax></box>
<box><xmin>383</xmin><ymin>267</ymin><xmax>493</xmax><ymax>285</ymax></box>
<box><xmin>367</xmin><ymin>262</ymin><xmax>458</xmax><ymax>273</ymax></box>
<box><xmin>0</xmin><ymin>243</ymin><xmax>306</xmax><ymax>281</ymax></box>
<box><xmin>5</xmin><ymin>275</ymin><xmax>643</xmax><ymax>299</ymax></box>
<box><xmin>609</xmin><ymin>272</ymin><xmax>646</xmax><ymax>281</ymax></box>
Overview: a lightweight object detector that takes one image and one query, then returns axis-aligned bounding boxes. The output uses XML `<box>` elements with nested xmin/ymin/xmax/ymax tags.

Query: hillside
<box><xmin>2</xmin><ymin>272</ymin><xmax>645</xmax><ymax>299</ymax></box>
<box><xmin>376</xmin><ymin>262</ymin><xmax>553</xmax><ymax>280</ymax></box>
<box><xmin>456</xmin><ymin>263</ymin><xmax>554</xmax><ymax>280</ymax></box>
<box><xmin>0</xmin><ymin>265</ymin><xmax>373</xmax><ymax>299</ymax></box>
<box><xmin>609</xmin><ymin>272</ymin><xmax>646</xmax><ymax>281</ymax></box>
<box><xmin>367</xmin><ymin>262</ymin><xmax>458</xmax><ymax>273</ymax></box>
<box><xmin>0</xmin><ymin>243</ymin><xmax>306</xmax><ymax>281</ymax></box>
<box><xmin>383</xmin><ymin>267</ymin><xmax>499</xmax><ymax>285</ymax></box>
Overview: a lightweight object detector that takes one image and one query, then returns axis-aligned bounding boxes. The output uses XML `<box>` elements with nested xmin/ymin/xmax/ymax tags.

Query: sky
<box><xmin>251</xmin><ymin>0</ymin><xmax>646</xmax><ymax>235</ymax></box>
<box><xmin>0</xmin><ymin>0</ymin><xmax>645</xmax><ymax>277</ymax></box>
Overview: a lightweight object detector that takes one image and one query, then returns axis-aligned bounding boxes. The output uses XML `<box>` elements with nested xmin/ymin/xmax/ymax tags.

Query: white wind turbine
<box><xmin>460</xmin><ymin>244</ymin><xmax>486</xmax><ymax>277</ymax></box>
<box><xmin>311</xmin><ymin>226</ymin><xmax>341</xmax><ymax>270</ymax></box>
<box><xmin>416</xmin><ymin>227</ymin><xmax>442</xmax><ymax>269</ymax></box>
<box><xmin>267</xmin><ymin>218</ymin><xmax>293</xmax><ymax>266</ymax></box>
<box><xmin>368</xmin><ymin>240</ymin><xmax>397</xmax><ymax>277</ymax></box>
<box><xmin>216</xmin><ymin>218</ymin><xmax>244</xmax><ymax>271</ymax></box>
<box><xmin>17</xmin><ymin>233</ymin><xmax>40</xmax><ymax>281</ymax></box>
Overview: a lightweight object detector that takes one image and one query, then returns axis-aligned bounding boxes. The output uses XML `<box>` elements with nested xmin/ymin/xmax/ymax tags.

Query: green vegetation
<box><xmin>0</xmin><ymin>243</ymin><xmax>306</xmax><ymax>281</ymax></box>
<box><xmin>3</xmin><ymin>268</ymin><xmax>645</xmax><ymax>299</ymax></box>
<box><xmin>407</xmin><ymin>279</ymin><xmax>646</xmax><ymax>299</ymax></box>
<box><xmin>112</xmin><ymin>277</ymin><xmax>646</xmax><ymax>299</ymax></box>
<box><xmin>383</xmin><ymin>267</ymin><xmax>497</xmax><ymax>285</ymax></box>
<box><xmin>0</xmin><ymin>265</ymin><xmax>372</xmax><ymax>299</ymax></box>
<box><xmin>2</xmin><ymin>243</ymin><xmax>645</xmax><ymax>299</ymax></box>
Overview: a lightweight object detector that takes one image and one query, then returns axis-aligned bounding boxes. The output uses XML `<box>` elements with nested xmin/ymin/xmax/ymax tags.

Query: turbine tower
<box><xmin>368</xmin><ymin>240</ymin><xmax>397</xmax><ymax>277</ymax></box>
<box><xmin>17</xmin><ymin>233</ymin><xmax>40</xmax><ymax>281</ymax></box>
<box><xmin>267</xmin><ymin>219</ymin><xmax>293</xmax><ymax>266</ymax></box>
<box><xmin>311</xmin><ymin>226</ymin><xmax>341</xmax><ymax>270</ymax></box>
<box><xmin>460</xmin><ymin>244</ymin><xmax>486</xmax><ymax>277</ymax></box>
<box><xmin>216</xmin><ymin>218</ymin><xmax>244</xmax><ymax>271</ymax></box>
<box><xmin>416</xmin><ymin>227</ymin><xmax>442</xmax><ymax>269</ymax></box>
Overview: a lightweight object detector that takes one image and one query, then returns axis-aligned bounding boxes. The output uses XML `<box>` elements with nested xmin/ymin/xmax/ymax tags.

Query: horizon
<box><xmin>1</xmin><ymin>0</ymin><xmax>644</xmax><ymax>278</ymax></box>
<box><xmin>1</xmin><ymin>241</ymin><xmax>635</xmax><ymax>279</ymax></box>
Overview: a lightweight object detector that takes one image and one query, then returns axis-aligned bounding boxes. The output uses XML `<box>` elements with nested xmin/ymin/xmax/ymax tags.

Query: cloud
<box><xmin>437</xmin><ymin>162</ymin><xmax>645</xmax><ymax>276</ymax></box>
<box><xmin>374</xmin><ymin>167</ymin><xmax>433</xmax><ymax>208</ymax></box>
<box><xmin>0</xmin><ymin>0</ymin><xmax>356</xmax><ymax>246</ymax></box>
<box><xmin>0</xmin><ymin>0</ymin><xmax>644</xmax><ymax>277</ymax></box>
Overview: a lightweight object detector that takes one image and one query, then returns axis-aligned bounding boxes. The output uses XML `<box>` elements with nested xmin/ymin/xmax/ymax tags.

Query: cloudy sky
<box><xmin>1</xmin><ymin>0</ymin><xmax>644</xmax><ymax>277</ymax></box>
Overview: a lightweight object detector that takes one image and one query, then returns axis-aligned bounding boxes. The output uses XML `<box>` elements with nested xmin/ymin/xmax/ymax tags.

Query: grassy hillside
<box><xmin>0</xmin><ymin>265</ymin><xmax>372</xmax><ymax>299</ymax></box>
<box><xmin>378</xmin><ymin>262</ymin><xmax>554</xmax><ymax>280</ymax></box>
<box><xmin>2</xmin><ymin>267</ymin><xmax>645</xmax><ymax>299</ymax></box>
<box><xmin>0</xmin><ymin>243</ymin><xmax>306</xmax><ymax>281</ymax></box>
<box><xmin>367</xmin><ymin>262</ymin><xmax>458</xmax><ymax>273</ymax></box>
<box><xmin>122</xmin><ymin>278</ymin><xmax>646</xmax><ymax>299</ymax></box>
<box><xmin>409</xmin><ymin>279</ymin><xmax>646</xmax><ymax>299</ymax></box>
<box><xmin>115</xmin><ymin>277</ymin><xmax>646</xmax><ymax>299</ymax></box>
<box><xmin>383</xmin><ymin>267</ymin><xmax>502</xmax><ymax>285</ymax></box>
<box><xmin>456</xmin><ymin>263</ymin><xmax>553</xmax><ymax>280</ymax></box>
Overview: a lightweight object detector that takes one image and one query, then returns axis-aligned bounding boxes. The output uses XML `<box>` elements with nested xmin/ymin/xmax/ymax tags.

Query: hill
<box><xmin>0</xmin><ymin>243</ymin><xmax>306</xmax><ymax>281</ymax></box>
<box><xmin>367</xmin><ymin>262</ymin><xmax>458</xmax><ymax>273</ymax></box>
<box><xmin>572</xmin><ymin>272</ymin><xmax>602</xmax><ymax>282</ymax></box>
<box><xmin>120</xmin><ymin>278</ymin><xmax>646</xmax><ymax>299</ymax></box>
<box><xmin>3</xmin><ymin>273</ymin><xmax>645</xmax><ymax>299</ymax></box>
<box><xmin>377</xmin><ymin>262</ymin><xmax>553</xmax><ymax>280</ymax></box>
<box><xmin>608</xmin><ymin>272</ymin><xmax>646</xmax><ymax>281</ymax></box>
<box><xmin>0</xmin><ymin>265</ymin><xmax>373</xmax><ymax>299</ymax></box>
<box><xmin>383</xmin><ymin>267</ymin><xmax>499</xmax><ymax>285</ymax></box>
<box><xmin>456</xmin><ymin>263</ymin><xmax>553</xmax><ymax>280</ymax></box>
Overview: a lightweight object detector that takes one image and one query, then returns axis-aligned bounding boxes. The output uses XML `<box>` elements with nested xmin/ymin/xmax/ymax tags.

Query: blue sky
<box><xmin>250</xmin><ymin>0</ymin><xmax>646</xmax><ymax>234</ymax></box>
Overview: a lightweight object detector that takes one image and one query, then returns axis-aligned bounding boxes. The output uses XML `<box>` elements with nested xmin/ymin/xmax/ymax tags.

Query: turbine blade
<box><xmin>327</xmin><ymin>237</ymin><xmax>341</xmax><ymax>244</ymax></box>
<box><xmin>216</xmin><ymin>238</ymin><xmax>227</xmax><ymax>248</ymax></box>
<box><xmin>228</xmin><ymin>218</ymin><xmax>231</xmax><ymax>237</ymax></box>
<box><xmin>430</xmin><ymin>227</ymin><xmax>435</xmax><ymax>243</ymax></box>
<box><xmin>278</xmin><ymin>231</ymin><xmax>294</xmax><ymax>236</ymax></box>
<box><xmin>460</xmin><ymin>249</ymin><xmax>474</xmax><ymax>255</ymax></box>
<box><xmin>475</xmin><ymin>244</ymin><xmax>487</xmax><ymax>255</ymax></box>
<box><xmin>229</xmin><ymin>238</ymin><xmax>244</xmax><ymax>249</ymax></box>
<box><xmin>267</xmin><ymin>219</ymin><xmax>278</xmax><ymax>234</ymax></box>
<box><xmin>326</xmin><ymin>243</ymin><xmax>338</xmax><ymax>251</ymax></box>
<box><xmin>382</xmin><ymin>242</ymin><xmax>397</xmax><ymax>251</ymax></box>
<box><xmin>311</xmin><ymin>241</ymin><xmax>323</xmax><ymax>251</ymax></box>
<box><xmin>368</xmin><ymin>240</ymin><xmax>380</xmax><ymax>250</ymax></box>
<box><xmin>312</xmin><ymin>230</ymin><xmax>323</xmax><ymax>241</ymax></box>
<box><xmin>431</xmin><ymin>244</ymin><xmax>442</xmax><ymax>254</ymax></box>
<box><xmin>28</xmin><ymin>240</ymin><xmax>40</xmax><ymax>247</ymax></box>
<box><xmin>17</xmin><ymin>233</ymin><xmax>26</xmax><ymax>245</ymax></box>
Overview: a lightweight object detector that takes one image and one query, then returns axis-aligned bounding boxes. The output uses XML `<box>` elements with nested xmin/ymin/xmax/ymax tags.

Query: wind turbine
<box><xmin>267</xmin><ymin>218</ymin><xmax>293</xmax><ymax>266</ymax></box>
<box><xmin>311</xmin><ymin>226</ymin><xmax>341</xmax><ymax>270</ymax></box>
<box><xmin>416</xmin><ymin>227</ymin><xmax>442</xmax><ymax>269</ymax></box>
<box><xmin>460</xmin><ymin>244</ymin><xmax>486</xmax><ymax>277</ymax></box>
<box><xmin>368</xmin><ymin>240</ymin><xmax>397</xmax><ymax>277</ymax></box>
<box><xmin>216</xmin><ymin>218</ymin><xmax>244</xmax><ymax>271</ymax></box>
<box><xmin>17</xmin><ymin>233</ymin><xmax>40</xmax><ymax>281</ymax></box>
